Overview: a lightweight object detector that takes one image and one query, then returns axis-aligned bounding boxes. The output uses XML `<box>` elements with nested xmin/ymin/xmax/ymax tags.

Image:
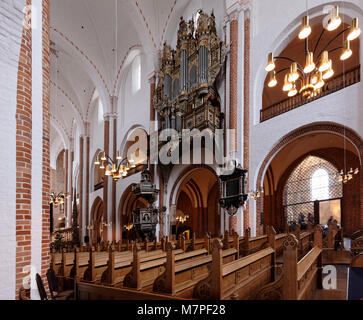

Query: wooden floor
<box><xmin>314</xmin><ymin>265</ymin><xmax>348</xmax><ymax>300</ymax></box>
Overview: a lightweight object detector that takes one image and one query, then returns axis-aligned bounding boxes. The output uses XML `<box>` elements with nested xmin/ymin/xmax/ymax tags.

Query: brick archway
<box><xmin>255</xmin><ymin>122</ymin><xmax>363</xmax><ymax>235</ymax></box>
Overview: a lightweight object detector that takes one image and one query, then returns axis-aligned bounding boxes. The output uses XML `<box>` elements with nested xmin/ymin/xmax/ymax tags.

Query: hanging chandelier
<box><xmin>94</xmin><ymin>150</ymin><xmax>136</xmax><ymax>182</ymax></box>
<box><xmin>337</xmin><ymin>167</ymin><xmax>359</xmax><ymax>184</ymax></box>
<box><xmin>124</xmin><ymin>223</ymin><xmax>134</xmax><ymax>231</ymax></box>
<box><xmin>49</xmin><ymin>192</ymin><xmax>69</xmax><ymax>208</ymax></box>
<box><xmin>265</xmin><ymin>6</ymin><xmax>361</xmax><ymax>99</ymax></box>
<box><xmin>249</xmin><ymin>189</ymin><xmax>264</xmax><ymax>200</ymax></box>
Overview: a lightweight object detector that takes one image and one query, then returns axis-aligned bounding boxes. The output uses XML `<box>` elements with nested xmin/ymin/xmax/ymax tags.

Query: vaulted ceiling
<box><xmin>49</xmin><ymin>0</ymin><xmax>196</xmax><ymax>154</ymax></box>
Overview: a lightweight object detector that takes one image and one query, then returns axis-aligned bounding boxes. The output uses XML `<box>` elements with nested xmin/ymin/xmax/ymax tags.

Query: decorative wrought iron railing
<box><xmin>260</xmin><ymin>65</ymin><xmax>361</xmax><ymax>122</ymax></box>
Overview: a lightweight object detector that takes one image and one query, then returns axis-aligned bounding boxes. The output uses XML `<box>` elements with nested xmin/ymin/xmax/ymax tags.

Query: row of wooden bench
<box><xmin>74</xmin><ymin>226</ymin><xmax>321</xmax><ymax>300</ymax></box>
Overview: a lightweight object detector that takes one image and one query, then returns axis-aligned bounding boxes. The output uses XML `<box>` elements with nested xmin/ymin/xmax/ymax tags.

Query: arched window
<box><xmin>283</xmin><ymin>156</ymin><xmax>342</xmax><ymax>224</ymax></box>
<box><xmin>311</xmin><ymin>168</ymin><xmax>329</xmax><ymax>201</ymax></box>
<box><xmin>132</xmin><ymin>55</ymin><xmax>141</xmax><ymax>93</ymax></box>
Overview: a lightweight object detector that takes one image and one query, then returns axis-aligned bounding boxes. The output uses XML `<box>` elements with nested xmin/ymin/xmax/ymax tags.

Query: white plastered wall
<box><xmin>249</xmin><ymin>0</ymin><xmax>363</xmax><ymax>236</ymax></box>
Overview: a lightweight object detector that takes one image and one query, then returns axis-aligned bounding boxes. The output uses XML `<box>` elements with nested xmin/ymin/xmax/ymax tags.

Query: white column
<box><xmin>30</xmin><ymin>0</ymin><xmax>43</xmax><ymax>300</ymax></box>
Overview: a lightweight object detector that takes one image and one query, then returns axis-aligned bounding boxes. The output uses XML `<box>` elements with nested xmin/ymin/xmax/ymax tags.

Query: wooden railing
<box><xmin>260</xmin><ymin>65</ymin><xmax>361</xmax><ymax>122</ymax></box>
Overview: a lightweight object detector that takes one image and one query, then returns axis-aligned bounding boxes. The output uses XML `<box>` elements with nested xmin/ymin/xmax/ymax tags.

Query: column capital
<box><xmin>80</xmin><ymin>134</ymin><xmax>89</xmax><ymax>140</ymax></box>
<box><xmin>103</xmin><ymin>113</ymin><xmax>118</xmax><ymax>121</ymax></box>
<box><xmin>225</xmin><ymin>0</ymin><xmax>251</xmax><ymax>23</ymax></box>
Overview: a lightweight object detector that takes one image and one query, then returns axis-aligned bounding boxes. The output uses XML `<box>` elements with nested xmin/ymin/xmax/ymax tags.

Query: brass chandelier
<box><xmin>265</xmin><ymin>6</ymin><xmax>361</xmax><ymax>99</ymax></box>
<box><xmin>49</xmin><ymin>192</ymin><xmax>69</xmax><ymax>208</ymax></box>
<box><xmin>249</xmin><ymin>188</ymin><xmax>264</xmax><ymax>200</ymax></box>
<box><xmin>94</xmin><ymin>150</ymin><xmax>136</xmax><ymax>182</ymax></box>
<box><xmin>337</xmin><ymin>167</ymin><xmax>359</xmax><ymax>184</ymax></box>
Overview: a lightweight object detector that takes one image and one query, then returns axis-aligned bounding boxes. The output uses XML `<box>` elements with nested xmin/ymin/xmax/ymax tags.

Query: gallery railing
<box><xmin>260</xmin><ymin>65</ymin><xmax>361</xmax><ymax>122</ymax></box>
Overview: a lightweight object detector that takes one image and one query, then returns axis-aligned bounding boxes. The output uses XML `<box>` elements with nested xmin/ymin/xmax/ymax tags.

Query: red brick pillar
<box><xmin>15</xmin><ymin>0</ymin><xmax>32</xmax><ymax>298</ymax></box>
<box><xmin>243</xmin><ymin>11</ymin><xmax>251</xmax><ymax>233</ymax></box>
<box><xmin>79</xmin><ymin>136</ymin><xmax>84</xmax><ymax>243</ymax></box>
<box><xmin>112</xmin><ymin>116</ymin><xmax>117</xmax><ymax>241</ymax></box>
<box><xmin>64</xmin><ymin>149</ymin><xmax>69</xmax><ymax>222</ymax></box>
<box><xmin>228</xmin><ymin>12</ymin><xmax>239</xmax><ymax>234</ymax></box>
<box><xmin>70</xmin><ymin>146</ymin><xmax>74</xmax><ymax>227</ymax></box>
<box><xmin>149</xmin><ymin>75</ymin><xmax>156</xmax><ymax>183</ymax></box>
<box><xmin>360</xmin><ymin>145</ymin><xmax>363</xmax><ymax>230</ymax></box>
<box><xmin>103</xmin><ymin>117</ymin><xmax>110</xmax><ymax>242</ymax></box>
<box><xmin>85</xmin><ymin>136</ymin><xmax>90</xmax><ymax>238</ymax></box>
<box><xmin>41</xmin><ymin>0</ymin><xmax>51</xmax><ymax>284</ymax></box>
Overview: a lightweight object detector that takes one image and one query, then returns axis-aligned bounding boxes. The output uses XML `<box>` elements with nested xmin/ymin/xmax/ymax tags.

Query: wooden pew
<box><xmin>83</xmin><ymin>244</ymin><xmax>168</xmax><ymax>283</ymax></box>
<box><xmin>75</xmin><ymin>281</ymin><xmax>186</xmax><ymax>300</ymax></box>
<box><xmin>254</xmin><ymin>225</ymin><xmax>323</xmax><ymax>300</ymax></box>
<box><xmin>192</xmin><ymin>238</ymin><xmax>275</xmax><ymax>300</ymax></box>
<box><xmin>152</xmin><ymin>241</ymin><xmax>239</xmax><ymax>298</ymax></box>
<box><xmin>283</xmin><ymin>225</ymin><xmax>323</xmax><ymax>300</ymax></box>
<box><xmin>100</xmin><ymin>244</ymin><xmax>185</xmax><ymax>286</ymax></box>
<box><xmin>121</xmin><ymin>242</ymin><xmax>222</xmax><ymax>291</ymax></box>
<box><xmin>292</xmin><ymin>226</ymin><xmax>314</xmax><ymax>259</ymax></box>
<box><xmin>351</xmin><ymin>236</ymin><xmax>363</xmax><ymax>256</ymax></box>
<box><xmin>351</xmin><ymin>229</ymin><xmax>363</xmax><ymax>240</ymax></box>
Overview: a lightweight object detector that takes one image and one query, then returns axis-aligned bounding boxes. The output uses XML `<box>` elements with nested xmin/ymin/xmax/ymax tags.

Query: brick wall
<box><xmin>0</xmin><ymin>0</ymin><xmax>27</xmax><ymax>300</ymax></box>
<box><xmin>243</xmin><ymin>11</ymin><xmax>250</xmax><ymax>233</ymax></box>
<box><xmin>40</xmin><ymin>0</ymin><xmax>50</xmax><ymax>294</ymax></box>
<box><xmin>15</xmin><ymin>0</ymin><xmax>32</xmax><ymax>299</ymax></box>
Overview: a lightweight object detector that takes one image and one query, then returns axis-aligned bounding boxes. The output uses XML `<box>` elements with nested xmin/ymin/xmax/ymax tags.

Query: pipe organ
<box><xmin>153</xmin><ymin>10</ymin><xmax>226</xmax><ymax>139</ymax></box>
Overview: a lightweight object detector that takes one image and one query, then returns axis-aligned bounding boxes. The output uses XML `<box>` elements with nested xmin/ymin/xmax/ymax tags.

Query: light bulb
<box><xmin>288</xmin><ymin>83</ymin><xmax>297</xmax><ymax>97</ymax></box>
<box><xmin>319</xmin><ymin>51</ymin><xmax>329</xmax><ymax>72</ymax></box>
<box><xmin>268</xmin><ymin>71</ymin><xmax>277</xmax><ymax>87</ymax></box>
<box><xmin>327</xmin><ymin>6</ymin><xmax>342</xmax><ymax>31</ymax></box>
<box><xmin>299</xmin><ymin>16</ymin><xmax>312</xmax><ymax>39</ymax></box>
<box><xmin>265</xmin><ymin>52</ymin><xmax>275</xmax><ymax>72</ymax></box>
<box><xmin>282</xmin><ymin>74</ymin><xmax>292</xmax><ymax>91</ymax></box>
<box><xmin>322</xmin><ymin>60</ymin><xmax>334</xmax><ymax>80</ymax></box>
<box><xmin>105</xmin><ymin>165</ymin><xmax>112</xmax><ymax>176</ymax></box>
<box><xmin>304</xmin><ymin>52</ymin><xmax>315</xmax><ymax>74</ymax></box>
<box><xmin>129</xmin><ymin>159</ymin><xmax>135</xmax><ymax>168</ymax></box>
<box><xmin>347</xmin><ymin>18</ymin><xmax>361</xmax><ymax>41</ymax></box>
<box><xmin>116</xmin><ymin>151</ymin><xmax>121</xmax><ymax>160</ymax></box>
<box><xmin>314</xmin><ymin>72</ymin><xmax>325</xmax><ymax>89</ymax></box>
<box><xmin>340</xmin><ymin>40</ymin><xmax>352</xmax><ymax>61</ymax></box>
<box><xmin>101</xmin><ymin>152</ymin><xmax>107</xmax><ymax>161</ymax></box>
<box><xmin>288</xmin><ymin>63</ymin><xmax>299</xmax><ymax>82</ymax></box>
<box><xmin>100</xmin><ymin>161</ymin><xmax>105</xmax><ymax>169</ymax></box>
<box><xmin>311</xmin><ymin>73</ymin><xmax>318</xmax><ymax>84</ymax></box>
<box><xmin>94</xmin><ymin>155</ymin><xmax>100</xmax><ymax>165</ymax></box>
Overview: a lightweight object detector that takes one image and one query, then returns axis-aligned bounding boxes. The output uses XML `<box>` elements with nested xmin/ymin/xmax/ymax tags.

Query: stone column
<box><xmin>243</xmin><ymin>9</ymin><xmax>251</xmax><ymax>235</ymax></box>
<box><xmin>85</xmin><ymin>133</ymin><xmax>90</xmax><ymax>240</ymax></box>
<box><xmin>79</xmin><ymin>135</ymin><xmax>84</xmax><ymax>243</ymax></box>
<box><xmin>112</xmin><ymin>113</ymin><xmax>117</xmax><ymax>242</ymax></box>
<box><xmin>226</xmin><ymin>4</ymin><xmax>240</xmax><ymax>234</ymax></box>
<box><xmin>102</xmin><ymin>116</ymin><xmax>110</xmax><ymax>242</ymax></box>
<box><xmin>69</xmin><ymin>143</ymin><xmax>74</xmax><ymax>228</ymax></box>
<box><xmin>64</xmin><ymin>149</ymin><xmax>68</xmax><ymax>224</ymax></box>
<box><xmin>103</xmin><ymin>110</ymin><xmax>118</xmax><ymax>242</ymax></box>
<box><xmin>149</xmin><ymin>75</ymin><xmax>156</xmax><ymax>183</ymax></box>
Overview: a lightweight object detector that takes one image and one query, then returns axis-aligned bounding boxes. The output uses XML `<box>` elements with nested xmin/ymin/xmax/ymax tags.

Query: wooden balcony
<box><xmin>260</xmin><ymin>65</ymin><xmax>361</xmax><ymax>123</ymax></box>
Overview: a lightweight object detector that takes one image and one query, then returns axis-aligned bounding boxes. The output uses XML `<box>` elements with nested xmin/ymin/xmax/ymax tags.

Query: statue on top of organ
<box><xmin>153</xmin><ymin>10</ymin><xmax>226</xmax><ymax>137</ymax></box>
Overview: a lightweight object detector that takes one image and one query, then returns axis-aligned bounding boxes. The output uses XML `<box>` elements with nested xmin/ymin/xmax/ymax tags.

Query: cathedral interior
<box><xmin>1</xmin><ymin>0</ymin><xmax>363</xmax><ymax>301</ymax></box>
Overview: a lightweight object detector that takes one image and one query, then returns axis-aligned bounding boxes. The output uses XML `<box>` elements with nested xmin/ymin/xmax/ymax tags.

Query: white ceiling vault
<box><xmin>49</xmin><ymin>0</ymin><xmax>195</xmax><ymax>157</ymax></box>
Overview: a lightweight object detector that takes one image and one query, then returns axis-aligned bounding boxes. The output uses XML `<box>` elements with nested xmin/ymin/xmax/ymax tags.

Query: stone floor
<box><xmin>314</xmin><ymin>265</ymin><xmax>348</xmax><ymax>300</ymax></box>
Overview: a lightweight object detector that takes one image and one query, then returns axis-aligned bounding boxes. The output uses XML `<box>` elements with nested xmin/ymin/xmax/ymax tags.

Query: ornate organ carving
<box><xmin>153</xmin><ymin>10</ymin><xmax>226</xmax><ymax>136</ymax></box>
